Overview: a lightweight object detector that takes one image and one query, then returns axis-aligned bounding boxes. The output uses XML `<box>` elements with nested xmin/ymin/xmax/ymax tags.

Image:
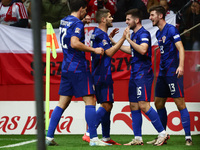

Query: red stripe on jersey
<box><xmin>87</xmin><ymin>77</ymin><xmax>90</xmax><ymax>95</ymax></box>
<box><xmin>144</xmin><ymin>85</ymin><xmax>148</xmax><ymax>101</ymax></box>
<box><xmin>96</xmin><ymin>76</ymin><xmax>101</xmax><ymax>85</ymax></box>
<box><xmin>134</xmin><ymin>63</ymin><xmax>143</xmax><ymax>79</ymax></box>
<box><xmin>67</xmin><ymin>53</ymin><xmax>75</xmax><ymax>72</ymax></box>
<box><xmin>165</xmin><ymin>58</ymin><xmax>174</xmax><ymax>76</ymax></box>
<box><xmin>107</xmin><ymin>85</ymin><xmax>109</xmax><ymax>101</ymax></box>
<box><xmin>74</xmin><ymin>61</ymin><xmax>80</xmax><ymax>73</ymax></box>
<box><xmin>177</xmin><ymin>81</ymin><xmax>183</xmax><ymax>97</ymax></box>
<box><xmin>105</xmin><ymin>67</ymin><xmax>109</xmax><ymax>80</ymax></box>
<box><xmin>16</xmin><ymin>3</ymin><xmax>28</xmax><ymax>19</ymax></box>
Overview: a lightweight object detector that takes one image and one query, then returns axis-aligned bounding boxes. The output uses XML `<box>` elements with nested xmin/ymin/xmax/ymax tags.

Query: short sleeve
<box><xmin>100</xmin><ymin>33</ymin><xmax>111</xmax><ymax>51</ymax></box>
<box><xmin>16</xmin><ymin>2</ymin><xmax>28</xmax><ymax>19</ymax></box>
<box><xmin>71</xmin><ymin>21</ymin><xmax>84</xmax><ymax>39</ymax></box>
<box><xmin>140</xmin><ymin>31</ymin><xmax>150</xmax><ymax>45</ymax></box>
<box><xmin>168</xmin><ymin>26</ymin><xmax>181</xmax><ymax>44</ymax></box>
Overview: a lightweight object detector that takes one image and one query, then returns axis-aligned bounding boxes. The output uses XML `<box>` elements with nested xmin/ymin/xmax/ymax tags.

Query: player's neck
<box><xmin>98</xmin><ymin>24</ymin><xmax>108</xmax><ymax>33</ymax></box>
<box><xmin>71</xmin><ymin>12</ymin><xmax>80</xmax><ymax>20</ymax></box>
<box><xmin>133</xmin><ymin>24</ymin><xmax>142</xmax><ymax>33</ymax></box>
<box><xmin>158</xmin><ymin>20</ymin><xmax>166</xmax><ymax>31</ymax></box>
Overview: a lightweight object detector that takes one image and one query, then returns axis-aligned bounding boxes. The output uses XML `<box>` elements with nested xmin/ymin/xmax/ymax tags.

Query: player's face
<box><xmin>126</xmin><ymin>15</ymin><xmax>136</xmax><ymax>30</ymax></box>
<box><xmin>1</xmin><ymin>0</ymin><xmax>12</xmax><ymax>5</ymax></box>
<box><xmin>149</xmin><ymin>10</ymin><xmax>159</xmax><ymax>26</ymax></box>
<box><xmin>80</xmin><ymin>7</ymin><xmax>87</xmax><ymax>20</ymax></box>
<box><xmin>106</xmin><ymin>12</ymin><xmax>113</xmax><ymax>28</ymax></box>
<box><xmin>160</xmin><ymin>0</ymin><xmax>168</xmax><ymax>11</ymax></box>
<box><xmin>191</xmin><ymin>2</ymin><xmax>200</xmax><ymax>14</ymax></box>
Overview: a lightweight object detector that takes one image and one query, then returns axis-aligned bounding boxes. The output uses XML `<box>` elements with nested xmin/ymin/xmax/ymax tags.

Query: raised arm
<box><xmin>125</xmin><ymin>27</ymin><xmax>149</xmax><ymax>55</ymax></box>
<box><xmin>71</xmin><ymin>36</ymin><xmax>104</xmax><ymax>55</ymax></box>
<box><xmin>105</xmin><ymin>28</ymin><xmax>126</xmax><ymax>57</ymax></box>
<box><xmin>109</xmin><ymin>28</ymin><xmax>132</xmax><ymax>54</ymax></box>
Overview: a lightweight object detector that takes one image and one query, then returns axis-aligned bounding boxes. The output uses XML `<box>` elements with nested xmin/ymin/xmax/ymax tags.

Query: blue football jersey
<box><xmin>90</xmin><ymin>27</ymin><xmax>113</xmax><ymax>85</ymax></box>
<box><xmin>59</xmin><ymin>15</ymin><xmax>89</xmax><ymax>73</ymax></box>
<box><xmin>156</xmin><ymin>23</ymin><xmax>181</xmax><ymax>76</ymax></box>
<box><xmin>130</xmin><ymin>27</ymin><xmax>153</xmax><ymax>79</ymax></box>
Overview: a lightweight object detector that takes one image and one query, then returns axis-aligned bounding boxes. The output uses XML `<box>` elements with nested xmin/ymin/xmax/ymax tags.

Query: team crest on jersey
<box><xmin>75</xmin><ymin>27</ymin><xmax>81</xmax><ymax>33</ymax></box>
<box><xmin>162</xmin><ymin>36</ymin><xmax>166</xmax><ymax>43</ymax></box>
<box><xmin>102</xmin><ymin>39</ymin><xmax>108</xmax><ymax>46</ymax></box>
<box><xmin>133</xmin><ymin>39</ymin><xmax>136</xmax><ymax>43</ymax></box>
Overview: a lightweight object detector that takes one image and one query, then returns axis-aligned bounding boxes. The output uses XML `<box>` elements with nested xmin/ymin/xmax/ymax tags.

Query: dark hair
<box><xmin>149</xmin><ymin>5</ymin><xmax>166</xmax><ymax>19</ymax></box>
<box><xmin>96</xmin><ymin>9</ymin><xmax>110</xmax><ymax>23</ymax></box>
<box><xmin>125</xmin><ymin>9</ymin><xmax>143</xmax><ymax>22</ymax></box>
<box><xmin>69</xmin><ymin>0</ymin><xmax>87</xmax><ymax>12</ymax></box>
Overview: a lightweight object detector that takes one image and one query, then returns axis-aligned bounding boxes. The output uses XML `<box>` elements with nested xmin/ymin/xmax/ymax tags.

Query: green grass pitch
<box><xmin>0</xmin><ymin>135</ymin><xmax>199</xmax><ymax>150</ymax></box>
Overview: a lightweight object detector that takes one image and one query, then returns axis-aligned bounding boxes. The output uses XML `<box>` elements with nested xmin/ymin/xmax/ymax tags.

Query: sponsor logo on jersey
<box><xmin>75</xmin><ymin>27</ymin><xmax>81</xmax><ymax>33</ymax></box>
<box><xmin>102</xmin><ymin>39</ymin><xmax>108</xmax><ymax>46</ymax></box>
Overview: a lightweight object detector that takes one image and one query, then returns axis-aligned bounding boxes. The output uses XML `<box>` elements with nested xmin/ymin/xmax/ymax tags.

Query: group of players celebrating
<box><xmin>45</xmin><ymin>0</ymin><xmax>193</xmax><ymax>147</ymax></box>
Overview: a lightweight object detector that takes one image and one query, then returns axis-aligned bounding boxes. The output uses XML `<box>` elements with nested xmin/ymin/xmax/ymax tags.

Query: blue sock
<box><xmin>102</xmin><ymin>111</ymin><xmax>111</xmax><ymax>138</ymax></box>
<box><xmin>47</xmin><ymin>106</ymin><xmax>64</xmax><ymax>138</ymax></box>
<box><xmin>157</xmin><ymin>107</ymin><xmax>167</xmax><ymax>130</ymax></box>
<box><xmin>85</xmin><ymin>105</ymin><xmax>97</xmax><ymax>139</ymax></box>
<box><xmin>131</xmin><ymin>110</ymin><xmax>142</xmax><ymax>136</ymax></box>
<box><xmin>87</xmin><ymin>107</ymin><xmax>107</xmax><ymax>133</ymax></box>
<box><xmin>180</xmin><ymin>108</ymin><xmax>191</xmax><ymax>136</ymax></box>
<box><xmin>146</xmin><ymin>107</ymin><xmax>165</xmax><ymax>132</ymax></box>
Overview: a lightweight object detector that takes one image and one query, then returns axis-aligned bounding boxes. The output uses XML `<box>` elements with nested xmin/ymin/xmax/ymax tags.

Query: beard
<box><xmin>107</xmin><ymin>22</ymin><xmax>113</xmax><ymax>28</ymax></box>
<box><xmin>130</xmin><ymin>24</ymin><xmax>136</xmax><ymax>30</ymax></box>
<box><xmin>152</xmin><ymin>19</ymin><xmax>159</xmax><ymax>26</ymax></box>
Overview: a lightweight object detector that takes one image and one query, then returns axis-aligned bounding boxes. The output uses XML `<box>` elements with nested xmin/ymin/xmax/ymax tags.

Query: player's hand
<box><xmin>82</xmin><ymin>15</ymin><xmax>91</xmax><ymax>25</ymax></box>
<box><xmin>176</xmin><ymin>66</ymin><xmax>184</xmax><ymax>78</ymax></box>
<box><xmin>109</xmin><ymin>28</ymin><xmax>119</xmax><ymax>38</ymax></box>
<box><xmin>94</xmin><ymin>47</ymin><xmax>104</xmax><ymax>55</ymax></box>
<box><xmin>125</xmin><ymin>27</ymin><xmax>130</xmax><ymax>40</ymax></box>
<box><xmin>122</xmin><ymin>28</ymin><xmax>127</xmax><ymax>39</ymax></box>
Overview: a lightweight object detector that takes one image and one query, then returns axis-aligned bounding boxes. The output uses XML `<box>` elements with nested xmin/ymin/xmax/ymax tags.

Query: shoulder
<box><xmin>14</xmin><ymin>2</ymin><xmax>26</xmax><ymax>8</ymax></box>
<box><xmin>167</xmin><ymin>24</ymin><xmax>178</xmax><ymax>33</ymax></box>
<box><xmin>94</xmin><ymin>28</ymin><xmax>107</xmax><ymax>39</ymax></box>
<box><xmin>156</xmin><ymin>29</ymin><xmax>160</xmax><ymax>35</ymax></box>
<box><xmin>142</xmin><ymin>28</ymin><xmax>150</xmax><ymax>36</ymax></box>
<box><xmin>140</xmin><ymin>27</ymin><xmax>150</xmax><ymax>38</ymax></box>
<box><xmin>167</xmin><ymin>24</ymin><xmax>179</xmax><ymax>36</ymax></box>
<box><xmin>72</xmin><ymin>18</ymin><xmax>84</xmax><ymax>29</ymax></box>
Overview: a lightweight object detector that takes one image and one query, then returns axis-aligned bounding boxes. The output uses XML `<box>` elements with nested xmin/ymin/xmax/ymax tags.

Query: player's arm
<box><xmin>125</xmin><ymin>27</ymin><xmax>149</xmax><ymax>55</ymax></box>
<box><xmin>71</xmin><ymin>36</ymin><xmax>104</xmax><ymax>55</ymax></box>
<box><xmin>119</xmin><ymin>45</ymin><xmax>132</xmax><ymax>54</ymax></box>
<box><xmin>109</xmin><ymin>28</ymin><xmax>132</xmax><ymax>54</ymax></box>
<box><xmin>175</xmin><ymin>41</ymin><xmax>185</xmax><ymax>78</ymax></box>
<box><xmin>105</xmin><ymin>29</ymin><xmax>126</xmax><ymax>57</ymax></box>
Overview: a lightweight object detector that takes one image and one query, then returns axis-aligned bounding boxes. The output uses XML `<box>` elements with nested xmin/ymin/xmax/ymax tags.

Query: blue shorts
<box><xmin>155</xmin><ymin>76</ymin><xmax>184</xmax><ymax>98</ymax></box>
<box><xmin>95</xmin><ymin>83</ymin><xmax>114</xmax><ymax>104</ymax></box>
<box><xmin>129</xmin><ymin>76</ymin><xmax>153</xmax><ymax>102</ymax></box>
<box><xmin>59</xmin><ymin>71</ymin><xmax>95</xmax><ymax>98</ymax></box>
